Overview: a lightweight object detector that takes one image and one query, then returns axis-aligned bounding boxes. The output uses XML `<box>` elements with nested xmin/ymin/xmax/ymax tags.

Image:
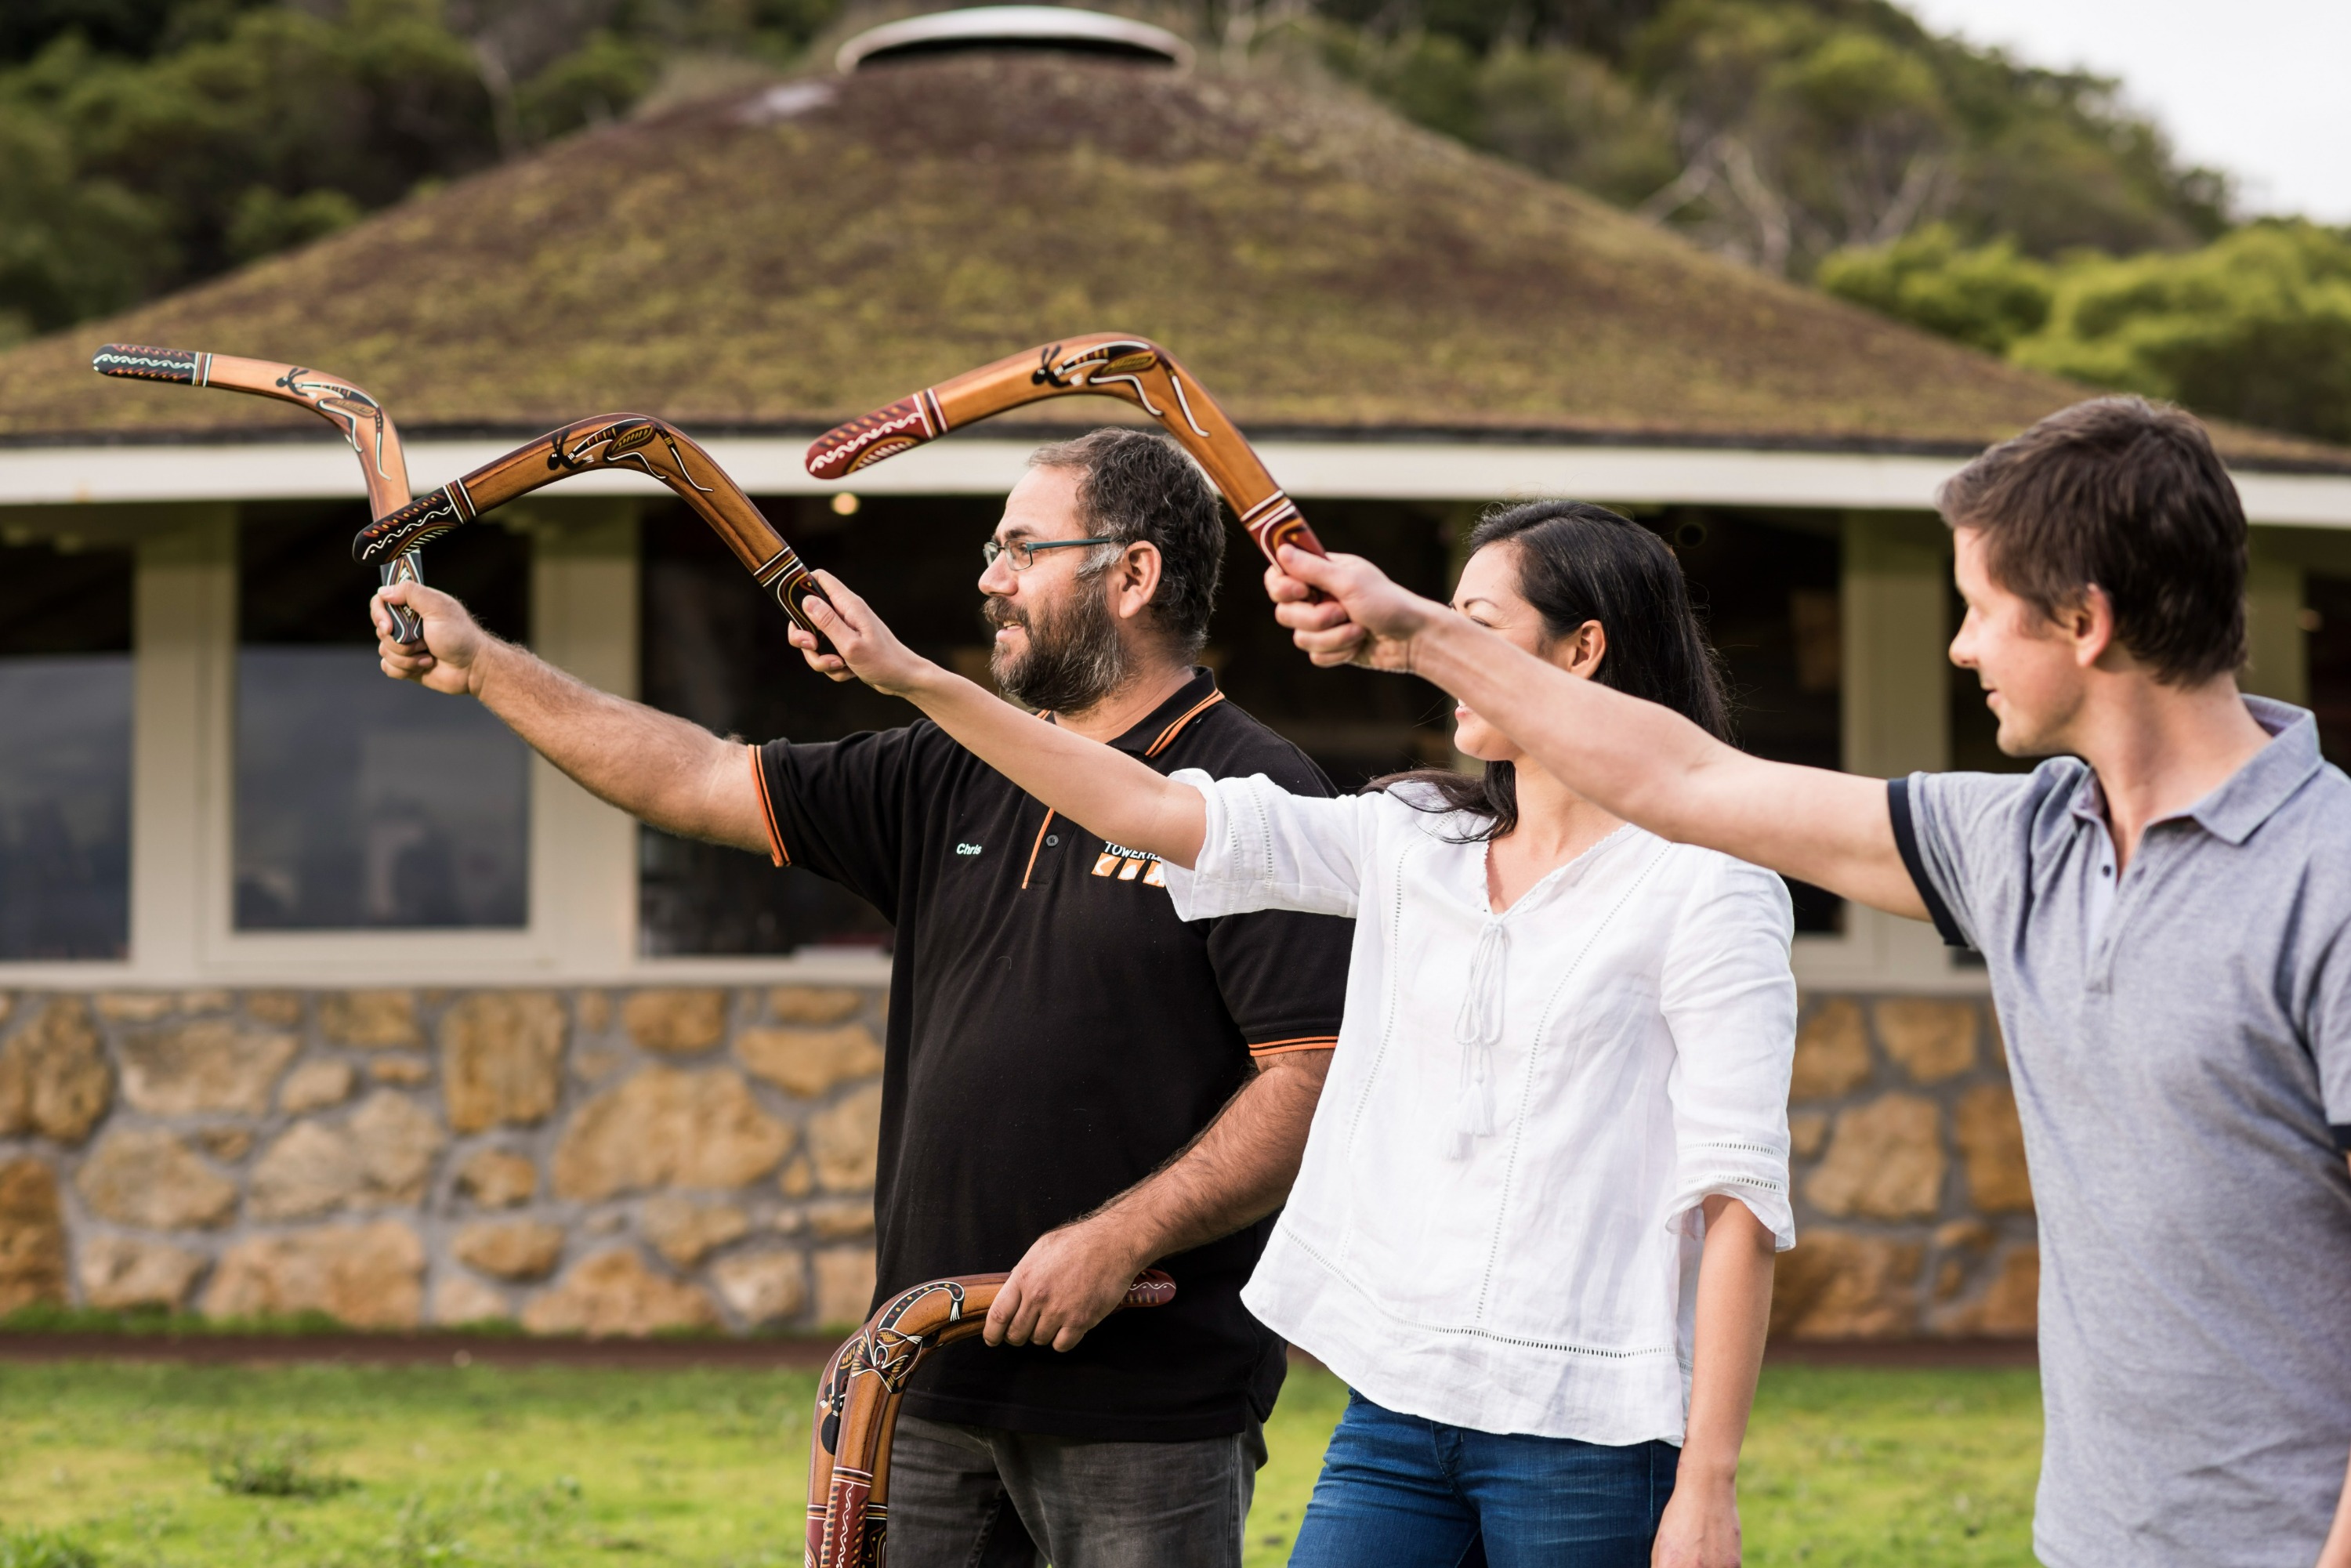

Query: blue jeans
<box><xmin>1288</xmin><ymin>1392</ymin><xmax>1678</xmax><ymax>1568</ymax></box>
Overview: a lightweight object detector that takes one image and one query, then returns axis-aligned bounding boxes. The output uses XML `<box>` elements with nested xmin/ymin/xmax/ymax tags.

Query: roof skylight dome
<box><xmin>835</xmin><ymin>6</ymin><xmax>1194</xmax><ymax>74</ymax></box>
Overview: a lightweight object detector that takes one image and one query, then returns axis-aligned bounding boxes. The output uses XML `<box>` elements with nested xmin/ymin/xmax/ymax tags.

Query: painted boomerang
<box><xmin>351</xmin><ymin>415</ymin><xmax>833</xmax><ymax>646</ymax></box>
<box><xmin>804</xmin><ymin>335</ymin><xmax>1328</xmax><ymax>570</ymax></box>
<box><xmin>805</xmin><ymin>1269</ymin><xmax>1177</xmax><ymax>1568</ymax></box>
<box><xmin>91</xmin><ymin>344</ymin><xmax>429</xmax><ymax>644</ymax></box>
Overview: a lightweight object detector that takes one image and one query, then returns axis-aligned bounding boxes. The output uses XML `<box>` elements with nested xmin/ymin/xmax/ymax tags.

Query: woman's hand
<box><xmin>787</xmin><ymin>570</ymin><xmax>941</xmax><ymax>697</ymax></box>
<box><xmin>1265</xmin><ymin>545</ymin><xmax>1445</xmax><ymax>672</ymax></box>
<box><xmin>1651</xmin><ymin>1471</ymin><xmax>1740</xmax><ymax>1567</ymax></box>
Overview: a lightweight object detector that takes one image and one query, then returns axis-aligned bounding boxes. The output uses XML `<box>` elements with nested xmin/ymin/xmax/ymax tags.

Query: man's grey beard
<box><xmin>987</xmin><ymin>574</ymin><xmax>1127</xmax><ymax>714</ymax></box>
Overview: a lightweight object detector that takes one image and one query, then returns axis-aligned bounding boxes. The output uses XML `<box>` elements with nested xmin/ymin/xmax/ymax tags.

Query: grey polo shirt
<box><xmin>1894</xmin><ymin>697</ymin><xmax>2351</xmax><ymax>1568</ymax></box>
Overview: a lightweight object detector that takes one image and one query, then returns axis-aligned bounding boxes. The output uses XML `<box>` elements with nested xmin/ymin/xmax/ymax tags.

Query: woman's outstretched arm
<box><xmin>788</xmin><ymin>571</ymin><xmax>1209</xmax><ymax>867</ymax></box>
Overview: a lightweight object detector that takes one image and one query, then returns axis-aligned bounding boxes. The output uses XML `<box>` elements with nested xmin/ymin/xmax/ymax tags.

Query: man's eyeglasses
<box><xmin>981</xmin><ymin>536</ymin><xmax>1118</xmax><ymax>572</ymax></box>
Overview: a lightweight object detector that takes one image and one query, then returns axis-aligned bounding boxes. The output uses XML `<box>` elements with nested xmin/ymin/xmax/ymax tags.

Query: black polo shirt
<box><xmin>752</xmin><ymin>670</ymin><xmax>1351</xmax><ymax>1440</ymax></box>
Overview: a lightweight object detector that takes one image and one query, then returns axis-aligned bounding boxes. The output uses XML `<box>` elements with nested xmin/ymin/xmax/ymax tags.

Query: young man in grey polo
<box><xmin>1264</xmin><ymin>396</ymin><xmax>2351</xmax><ymax>1567</ymax></box>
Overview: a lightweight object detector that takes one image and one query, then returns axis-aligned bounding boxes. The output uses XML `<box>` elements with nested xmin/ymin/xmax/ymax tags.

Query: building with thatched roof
<box><xmin>1</xmin><ymin>10</ymin><xmax>2347</xmax><ymax>1336</ymax></box>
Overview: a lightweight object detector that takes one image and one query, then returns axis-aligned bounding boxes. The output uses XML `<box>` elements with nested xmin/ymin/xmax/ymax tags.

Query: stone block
<box><xmin>520</xmin><ymin>1250</ymin><xmax>719</xmax><ymax>1338</ymax></box>
<box><xmin>768</xmin><ymin>987</ymin><xmax>864</xmax><ymax>1027</ymax></box>
<box><xmin>433</xmin><ymin>1273</ymin><xmax>512</xmax><ymax>1326</ymax></box>
<box><xmin>279</xmin><ymin>1059</ymin><xmax>357</xmax><ymax>1114</ymax></box>
<box><xmin>454</xmin><ymin>1220</ymin><xmax>565</xmax><ymax>1281</ymax></box>
<box><xmin>77</xmin><ymin>1128</ymin><xmax>238</xmax><ymax>1229</ymax></box>
<box><xmin>572</xmin><ymin>1044</ymin><xmax>629</xmax><ymax>1082</ymax></box>
<box><xmin>639</xmin><ymin>1197</ymin><xmax>748</xmax><ymax>1266</ymax></box>
<box><xmin>737</xmin><ymin>1024</ymin><xmax>885</xmax><ymax>1099</ymax></box>
<box><xmin>1955</xmin><ymin>1084</ymin><xmax>2034</xmax><ymax>1214</ymax></box>
<box><xmin>802</xmin><ymin>1198</ymin><xmax>875</xmax><ymax>1240</ymax></box>
<box><xmin>440</xmin><ymin>992</ymin><xmax>566</xmax><ymax>1132</ymax></box>
<box><xmin>808</xmin><ymin>1084</ymin><xmax>886</xmax><ymax>1193</ymax></box>
<box><xmin>456</xmin><ymin>1149</ymin><xmax>538</xmax><ymax>1208</ymax></box>
<box><xmin>197</xmin><ymin>1128</ymin><xmax>254</xmax><ymax>1162</ymax></box>
<box><xmin>813</xmin><ymin>1247</ymin><xmax>878</xmax><ymax>1329</ymax></box>
<box><xmin>317</xmin><ymin>990</ymin><xmax>422</xmax><ymax>1048</ymax></box>
<box><xmin>552</xmin><ymin>1068</ymin><xmax>792</xmax><ymax>1201</ymax></box>
<box><xmin>1788</xmin><ymin>998</ymin><xmax>1871</xmax><ymax>1101</ymax></box>
<box><xmin>575</xmin><ymin>991</ymin><xmax>611</xmax><ymax>1033</ymax></box>
<box><xmin>712</xmin><ymin>1251</ymin><xmax>809</xmax><ymax>1325</ymax></box>
<box><xmin>96</xmin><ymin>992</ymin><xmax>174</xmax><ymax>1023</ymax></box>
<box><xmin>120</xmin><ymin>1019</ymin><xmax>299</xmax><ymax>1115</ymax></box>
<box><xmin>244</xmin><ymin>991</ymin><xmax>304</xmax><ymax>1027</ymax></box>
<box><xmin>1769</xmin><ymin>1230</ymin><xmax>1924</xmax><ymax>1338</ymax></box>
<box><xmin>1805</xmin><ymin>1094</ymin><xmax>1945</xmax><ymax>1219</ymax></box>
<box><xmin>777</xmin><ymin>1156</ymin><xmax>815</xmax><ymax>1198</ymax></box>
<box><xmin>1874</xmin><ymin>999</ymin><xmax>1978</xmax><ymax>1083</ymax></box>
<box><xmin>623</xmin><ymin>990</ymin><xmax>730</xmax><ymax>1055</ymax></box>
<box><xmin>0</xmin><ymin>994</ymin><xmax>11</xmax><ymax>1027</ymax></box>
<box><xmin>0</xmin><ymin>1158</ymin><xmax>66</xmax><ymax>1313</ymax></box>
<box><xmin>1933</xmin><ymin>1244</ymin><xmax>2038</xmax><ymax>1335</ymax></box>
<box><xmin>1788</xmin><ymin>1110</ymin><xmax>1828</xmax><ymax>1161</ymax></box>
<box><xmin>368</xmin><ymin>1055</ymin><xmax>432</xmax><ymax>1086</ymax></box>
<box><xmin>204</xmin><ymin>1221</ymin><xmax>424</xmax><ymax>1329</ymax></box>
<box><xmin>179</xmin><ymin>991</ymin><xmax>233</xmax><ymax>1015</ymax></box>
<box><xmin>0</xmin><ymin>998</ymin><xmax>113</xmax><ymax>1144</ymax></box>
<box><xmin>248</xmin><ymin>1092</ymin><xmax>445</xmax><ymax>1220</ymax></box>
<box><xmin>79</xmin><ymin>1236</ymin><xmax>206</xmax><ymax>1310</ymax></box>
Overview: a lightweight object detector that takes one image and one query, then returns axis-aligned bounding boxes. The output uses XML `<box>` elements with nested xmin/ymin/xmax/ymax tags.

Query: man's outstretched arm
<box><xmin>373</xmin><ymin>581</ymin><xmax>770</xmax><ymax>854</ymax></box>
<box><xmin>1267</xmin><ymin>548</ymin><xmax>1931</xmax><ymax>919</ymax></box>
<box><xmin>984</xmin><ymin>1048</ymin><xmax>1331</xmax><ymax>1353</ymax></box>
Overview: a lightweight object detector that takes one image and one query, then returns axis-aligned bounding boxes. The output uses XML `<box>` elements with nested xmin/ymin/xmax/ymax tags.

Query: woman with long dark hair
<box><xmin>794</xmin><ymin>498</ymin><xmax>1796</xmax><ymax>1568</ymax></box>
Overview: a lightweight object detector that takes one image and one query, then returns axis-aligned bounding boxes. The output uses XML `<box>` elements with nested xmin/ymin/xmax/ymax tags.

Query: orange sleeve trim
<box><xmin>1020</xmin><ymin>809</ymin><xmax>1057</xmax><ymax>889</ymax></box>
<box><xmin>1249</xmin><ymin>1036</ymin><xmax>1338</xmax><ymax>1057</ymax></box>
<box><xmin>747</xmin><ymin>744</ymin><xmax>789</xmax><ymax>867</ymax></box>
<box><xmin>1143</xmin><ymin>690</ymin><xmax>1226</xmax><ymax>757</ymax></box>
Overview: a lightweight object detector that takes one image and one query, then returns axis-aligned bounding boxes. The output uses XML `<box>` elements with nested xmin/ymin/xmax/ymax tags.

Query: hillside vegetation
<box><xmin>2</xmin><ymin>0</ymin><xmax>2338</xmax><ymax>441</ymax></box>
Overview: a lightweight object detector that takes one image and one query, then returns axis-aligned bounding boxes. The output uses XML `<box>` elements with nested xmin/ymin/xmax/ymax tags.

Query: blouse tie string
<box><xmin>1449</xmin><ymin>917</ymin><xmax>1509</xmax><ymax>1160</ymax></box>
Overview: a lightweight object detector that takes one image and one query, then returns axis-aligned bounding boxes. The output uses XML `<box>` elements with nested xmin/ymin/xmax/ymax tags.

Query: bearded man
<box><xmin>374</xmin><ymin>428</ymin><xmax>1352</xmax><ymax>1568</ymax></box>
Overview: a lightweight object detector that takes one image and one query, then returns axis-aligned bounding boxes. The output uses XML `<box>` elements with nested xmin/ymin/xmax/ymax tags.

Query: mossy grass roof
<box><xmin>0</xmin><ymin>53</ymin><xmax>2339</xmax><ymax>468</ymax></box>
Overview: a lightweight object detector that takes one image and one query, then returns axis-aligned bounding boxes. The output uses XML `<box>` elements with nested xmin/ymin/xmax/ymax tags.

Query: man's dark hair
<box><xmin>1028</xmin><ymin>428</ymin><xmax>1224</xmax><ymax>657</ymax></box>
<box><xmin>1938</xmin><ymin>397</ymin><xmax>2248</xmax><ymax>686</ymax></box>
<box><xmin>1375</xmin><ymin>500</ymin><xmax>1732</xmax><ymax>840</ymax></box>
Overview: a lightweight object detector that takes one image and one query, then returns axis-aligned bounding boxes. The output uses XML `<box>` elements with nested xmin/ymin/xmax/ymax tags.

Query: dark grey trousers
<box><xmin>882</xmin><ymin>1412</ymin><xmax>1265</xmax><ymax>1568</ymax></box>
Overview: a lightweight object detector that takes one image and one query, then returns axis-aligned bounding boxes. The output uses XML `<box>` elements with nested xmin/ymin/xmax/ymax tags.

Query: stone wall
<box><xmin>0</xmin><ymin>987</ymin><xmax>888</xmax><ymax>1336</ymax></box>
<box><xmin>1774</xmin><ymin>994</ymin><xmax>2037</xmax><ymax>1339</ymax></box>
<box><xmin>0</xmin><ymin>987</ymin><xmax>2032</xmax><ymax>1338</ymax></box>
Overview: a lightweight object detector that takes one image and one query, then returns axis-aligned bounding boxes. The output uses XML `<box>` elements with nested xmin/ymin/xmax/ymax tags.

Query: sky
<box><xmin>1902</xmin><ymin>0</ymin><xmax>2351</xmax><ymax>224</ymax></box>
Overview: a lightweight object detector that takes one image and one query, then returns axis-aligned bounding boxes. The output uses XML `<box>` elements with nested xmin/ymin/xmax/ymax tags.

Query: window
<box><xmin>1653</xmin><ymin>508</ymin><xmax>1845</xmax><ymax>933</ymax></box>
<box><xmin>0</xmin><ymin>540</ymin><xmax>132</xmax><ymax>959</ymax></box>
<box><xmin>2310</xmin><ymin>573</ymin><xmax>2351</xmax><ymax>769</ymax></box>
<box><xmin>234</xmin><ymin>505</ymin><xmax>532</xmax><ymax>930</ymax></box>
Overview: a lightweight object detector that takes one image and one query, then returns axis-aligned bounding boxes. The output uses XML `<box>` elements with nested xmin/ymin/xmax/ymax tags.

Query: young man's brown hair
<box><xmin>1937</xmin><ymin>395</ymin><xmax>2249</xmax><ymax>685</ymax></box>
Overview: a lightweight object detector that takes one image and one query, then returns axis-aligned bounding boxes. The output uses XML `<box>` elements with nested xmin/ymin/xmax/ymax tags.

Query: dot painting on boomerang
<box><xmin>89</xmin><ymin>343</ymin><xmax>430</xmax><ymax>645</ymax></box>
<box><xmin>805</xmin><ymin>1270</ymin><xmax>1176</xmax><ymax>1568</ymax></box>
<box><xmin>805</xmin><ymin>334</ymin><xmax>1329</xmax><ymax>572</ymax></box>
<box><xmin>349</xmin><ymin>414</ymin><xmax>835</xmax><ymax>650</ymax></box>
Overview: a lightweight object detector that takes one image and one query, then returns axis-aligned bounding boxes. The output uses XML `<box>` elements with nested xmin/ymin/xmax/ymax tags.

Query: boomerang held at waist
<box><xmin>805</xmin><ymin>1269</ymin><xmax>1177</xmax><ymax>1568</ymax></box>
<box><xmin>91</xmin><ymin>343</ymin><xmax>429</xmax><ymax>645</ymax></box>
<box><xmin>351</xmin><ymin>415</ymin><xmax>834</xmax><ymax>646</ymax></box>
<box><xmin>804</xmin><ymin>335</ymin><xmax>1328</xmax><ymax>570</ymax></box>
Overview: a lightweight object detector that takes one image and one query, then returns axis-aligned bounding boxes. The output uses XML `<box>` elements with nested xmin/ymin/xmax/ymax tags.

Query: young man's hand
<box><xmin>1265</xmin><ymin>545</ymin><xmax>1444</xmax><ymax>673</ymax></box>
<box><xmin>373</xmin><ymin>582</ymin><xmax>493</xmax><ymax>697</ymax></box>
<box><xmin>788</xmin><ymin>571</ymin><xmax>940</xmax><ymax>695</ymax></box>
<box><xmin>983</xmin><ymin>1215</ymin><xmax>1154</xmax><ymax>1354</ymax></box>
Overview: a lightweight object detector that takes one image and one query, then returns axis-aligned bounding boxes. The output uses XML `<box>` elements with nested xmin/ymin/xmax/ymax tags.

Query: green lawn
<box><xmin>0</xmin><ymin>1360</ymin><xmax>2039</xmax><ymax>1566</ymax></box>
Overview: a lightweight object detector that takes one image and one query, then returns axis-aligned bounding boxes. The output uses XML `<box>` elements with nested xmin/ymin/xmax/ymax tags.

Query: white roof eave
<box><xmin>2</xmin><ymin>434</ymin><xmax>2347</xmax><ymax>527</ymax></box>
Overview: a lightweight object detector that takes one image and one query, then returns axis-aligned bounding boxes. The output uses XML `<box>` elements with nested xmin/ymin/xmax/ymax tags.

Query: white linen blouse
<box><xmin>1162</xmin><ymin>773</ymin><xmax>1798</xmax><ymax>1445</ymax></box>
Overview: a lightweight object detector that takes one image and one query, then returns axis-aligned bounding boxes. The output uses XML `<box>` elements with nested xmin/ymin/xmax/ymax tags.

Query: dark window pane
<box><xmin>0</xmin><ymin>542</ymin><xmax>132</xmax><ymax>959</ymax></box>
<box><xmin>234</xmin><ymin>505</ymin><xmax>531</xmax><ymax>931</ymax></box>
<box><xmin>1654</xmin><ymin>509</ymin><xmax>1846</xmax><ymax>934</ymax></box>
<box><xmin>2311</xmin><ymin>574</ymin><xmax>2351</xmax><ymax>770</ymax></box>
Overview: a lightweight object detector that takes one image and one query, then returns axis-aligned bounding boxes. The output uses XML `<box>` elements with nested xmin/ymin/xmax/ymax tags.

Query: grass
<box><xmin>0</xmin><ymin>1360</ymin><xmax>2040</xmax><ymax>1566</ymax></box>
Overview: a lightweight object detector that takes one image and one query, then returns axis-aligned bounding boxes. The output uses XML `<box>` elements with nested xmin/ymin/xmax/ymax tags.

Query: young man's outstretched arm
<box><xmin>1264</xmin><ymin>549</ymin><xmax>1931</xmax><ymax>919</ymax></box>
